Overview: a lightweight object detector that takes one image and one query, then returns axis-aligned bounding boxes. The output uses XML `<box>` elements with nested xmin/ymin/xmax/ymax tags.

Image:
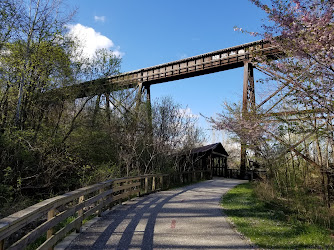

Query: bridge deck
<box><xmin>63</xmin><ymin>178</ymin><xmax>252</xmax><ymax>250</ymax></box>
<box><xmin>56</xmin><ymin>40</ymin><xmax>279</xmax><ymax>99</ymax></box>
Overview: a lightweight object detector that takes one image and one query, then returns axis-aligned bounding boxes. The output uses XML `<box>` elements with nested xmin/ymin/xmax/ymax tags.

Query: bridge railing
<box><xmin>0</xmin><ymin>170</ymin><xmax>211</xmax><ymax>250</ymax></box>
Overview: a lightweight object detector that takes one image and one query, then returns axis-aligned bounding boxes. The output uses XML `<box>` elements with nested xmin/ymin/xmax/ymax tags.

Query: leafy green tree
<box><xmin>0</xmin><ymin>0</ymin><xmax>19</xmax><ymax>50</ymax></box>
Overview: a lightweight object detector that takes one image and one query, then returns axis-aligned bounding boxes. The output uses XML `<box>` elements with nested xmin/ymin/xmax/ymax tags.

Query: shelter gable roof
<box><xmin>191</xmin><ymin>142</ymin><xmax>228</xmax><ymax>156</ymax></box>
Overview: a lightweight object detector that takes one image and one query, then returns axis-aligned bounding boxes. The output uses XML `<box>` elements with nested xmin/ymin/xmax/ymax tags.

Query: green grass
<box><xmin>222</xmin><ymin>182</ymin><xmax>334</xmax><ymax>249</ymax></box>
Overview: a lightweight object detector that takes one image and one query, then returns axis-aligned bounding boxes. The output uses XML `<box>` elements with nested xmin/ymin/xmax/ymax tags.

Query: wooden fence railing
<box><xmin>0</xmin><ymin>170</ymin><xmax>211</xmax><ymax>250</ymax></box>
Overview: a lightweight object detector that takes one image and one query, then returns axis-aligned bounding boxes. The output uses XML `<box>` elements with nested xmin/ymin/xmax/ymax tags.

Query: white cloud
<box><xmin>112</xmin><ymin>45</ymin><xmax>123</xmax><ymax>58</ymax></box>
<box><xmin>178</xmin><ymin>108</ymin><xmax>199</xmax><ymax>119</ymax></box>
<box><xmin>66</xmin><ymin>23</ymin><xmax>123</xmax><ymax>60</ymax></box>
<box><xmin>94</xmin><ymin>16</ymin><xmax>106</xmax><ymax>23</ymax></box>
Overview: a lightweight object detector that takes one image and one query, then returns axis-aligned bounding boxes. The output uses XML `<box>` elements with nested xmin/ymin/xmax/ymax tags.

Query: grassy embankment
<box><xmin>222</xmin><ymin>182</ymin><xmax>334</xmax><ymax>249</ymax></box>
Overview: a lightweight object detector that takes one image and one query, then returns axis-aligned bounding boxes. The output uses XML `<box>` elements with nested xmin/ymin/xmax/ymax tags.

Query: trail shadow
<box><xmin>67</xmin><ymin>179</ymin><xmax>248</xmax><ymax>250</ymax></box>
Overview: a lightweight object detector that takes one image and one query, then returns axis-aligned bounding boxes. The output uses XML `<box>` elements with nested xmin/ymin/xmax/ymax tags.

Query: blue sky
<box><xmin>67</xmin><ymin>0</ymin><xmax>270</xmax><ymax>142</ymax></box>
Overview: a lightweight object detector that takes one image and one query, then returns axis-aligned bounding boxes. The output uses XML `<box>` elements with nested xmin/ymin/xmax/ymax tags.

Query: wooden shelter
<box><xmin>180</xmin><ymin>143</ymin><xmax>229</xmax><ymax>177</ymax></box>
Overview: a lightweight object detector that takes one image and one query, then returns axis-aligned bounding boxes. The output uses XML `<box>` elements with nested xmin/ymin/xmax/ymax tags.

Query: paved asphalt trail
<box><xmin>65</xmin><ymin>178</ymin><xmax>255</xmax><ymax>250</ymax></box>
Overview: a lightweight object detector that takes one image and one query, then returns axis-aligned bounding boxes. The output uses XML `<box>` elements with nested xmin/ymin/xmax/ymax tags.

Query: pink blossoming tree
<box><xmin>210</xmin><ymin>0</ymin><xmax>334</xmax><ymax>209</ymax></box>
<box><xmin>252</xmin><ymin>0</ymin><xmax>334</xmax><ymax>113</ymax></box>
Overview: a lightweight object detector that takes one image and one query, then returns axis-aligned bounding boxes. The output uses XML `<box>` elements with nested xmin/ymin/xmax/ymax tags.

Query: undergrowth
<box><xmin>222</xmin><ymin>182</ymin><xmax>334</xmax><ymax>249</ymax></box>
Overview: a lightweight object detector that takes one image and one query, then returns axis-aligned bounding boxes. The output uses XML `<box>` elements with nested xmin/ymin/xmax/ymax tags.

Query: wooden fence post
<box><xmin>0</xmin><ymin>239</ymin><xmax>4</xmax><ymax>250</ymax></box>
<box><xmin>172</xmin><ymin>173</ymin><xmax>175</xmax><ymax>186</ymax></box>
<box><xmin>98</xmin><ymin>188</ymin><xmax>104</xmax><ymax>217</ymax></box>
<box><xmin>145</xmin><ymin>177</ymin><xmax>148</xmax><ymax>194</ymax></box>
<box><xmin>47</xmin><ymin>208</ymin><xmax>56</xmax><ymax>250</ymax></box>
<box><xmin>137</xmin><ymin>179</ymin><xmax>141</xmax><ymax>197</ymax></box>
<box><xmin>76</xmin><ymin>196</ymin><xmax>84</xmax><ymax>233</ymax></box>
<box><xmin>119</xmin><ymin>182</ymin><xmax>123</xmax><ymax>205</ymax></box>
<box><xmin>160</xmin><ymin>176</ymin><xmax>163</xmax><ymax>190</ymax></box>
<box><xmin>127</xmin><ymin>180</ymin><xmax>131</xmax><ymax>200</ymax></box>
<box><xmin>152</xmin><ymin>176</ymin><xmax>156</xmax><ymax>191</ymax></box>
<box><xmin>109</xmin><ymin>183</ymin><xmax>114</xmax><ymax>209</ymax></box>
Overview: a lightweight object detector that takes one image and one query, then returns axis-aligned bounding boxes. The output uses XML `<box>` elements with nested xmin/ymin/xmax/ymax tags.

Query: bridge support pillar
<box><xmin>144</xmin><ymin>84</ymin><xmax>153</xmax><ymax>129</ymax></box>
<box><xmin>240</xmin><ymin>61</ymin><xmax>255</xmax><ymax>179</ymax></box>
<box><xmin>135</xmin><ymin>82</ymin><xmax>152</xmax><ymax>126</ymax></box>
<box><xmin>135</xmin><ymin>82</ymin><xmax>143</xmax><ymax>115</ymax></box>
<box><xmin>144</xmin><ymin>84</ymin><xmax>154</xmax><ymax>170</ymax></box>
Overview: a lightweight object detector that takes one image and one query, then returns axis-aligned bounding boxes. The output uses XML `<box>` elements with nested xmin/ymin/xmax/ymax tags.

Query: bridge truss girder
<box><xmin>241</xmin><ymin>63</ymin><xmax>331</xmax><ymax>179</ymax></box>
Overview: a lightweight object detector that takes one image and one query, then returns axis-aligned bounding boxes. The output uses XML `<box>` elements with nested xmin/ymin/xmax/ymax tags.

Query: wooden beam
<box><xmin>212</xmin><ymin>152</ymin><xmax>228</xmax><ymax>157</ymax></box>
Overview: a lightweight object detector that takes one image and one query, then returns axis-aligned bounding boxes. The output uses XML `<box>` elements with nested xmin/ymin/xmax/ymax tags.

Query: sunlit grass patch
<box><xmin>222</xmin><ymin>182</ymin><xmax>334</xmax><ymax>249</ymax></box>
